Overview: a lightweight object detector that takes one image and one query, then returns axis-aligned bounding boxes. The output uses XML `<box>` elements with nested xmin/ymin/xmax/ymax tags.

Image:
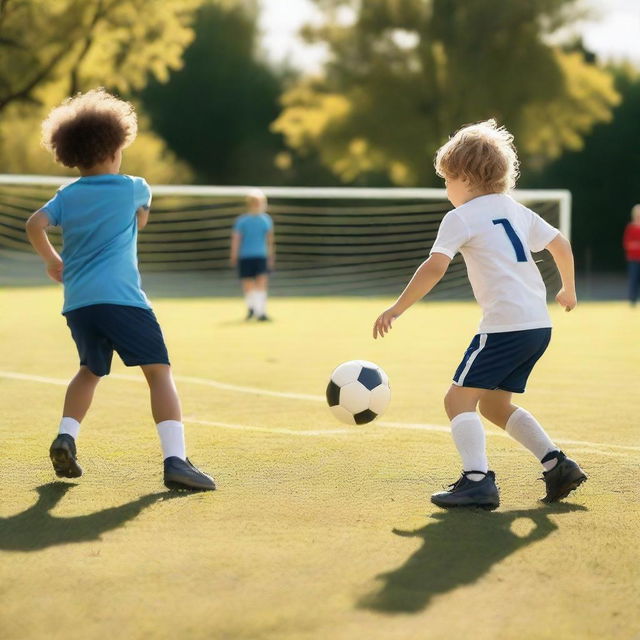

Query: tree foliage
<box><xmin>139</xmin><ymin>2</ymin><xmax>285</xmax><ymax>185</ymax></box>
<box><xmin>524</xmin><ymin>65</ymin><xmax>640</xmax><ymax>271</ymax></box>
<box><xmin>0</xmin><ymin>0</ymin><xmax>203</xmax><ymax>111</ymax></box>
<box><xmin>0</xmin><ymin>0</ymin><xmax>208</xmax><ymax>181</ymax></box>
<box><xmin>272</xmin><ymin>0</ymin><xmax>621</xmax><ymax>186</ymax></box>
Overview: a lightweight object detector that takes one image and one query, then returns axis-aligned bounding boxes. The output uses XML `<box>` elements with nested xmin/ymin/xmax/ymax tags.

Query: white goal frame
<box><xmin>0</xmin><ymin>174</ymin><xmax>572</xmax><ymax>239</ymax></box>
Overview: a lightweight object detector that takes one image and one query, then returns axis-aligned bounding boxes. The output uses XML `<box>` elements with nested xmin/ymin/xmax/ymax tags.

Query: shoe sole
<box><xmin>431</xmin><ymin>496</ymin><xmax>500</xmax><ymax>511</ymax></box>
<box><xmin>49</xmin><ymin>446</ymin><xmax>82</xmax><ymax>478</ymax></box>
<box><xmin>542</xmin><ymin>474</ymin><xmax>587</xmax><ymax>503</ymax></box>
<box><xmin>164</xmin><ymin>479</ymin><xmax>216</xmax><ymax>492</ymax></box>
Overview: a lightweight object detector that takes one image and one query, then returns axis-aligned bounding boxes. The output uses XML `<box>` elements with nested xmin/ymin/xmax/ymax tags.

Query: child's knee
<box><xmin>79</xmin><ymin>366</ymin><xmax>101</xmax><ymax>383</ymax></box>
<box><xmin>141</xmin><ymin>363</ymin><xmax>170</xmax><ymax>376</ymax></box>
<box><xmin>443</xmin><ymin>386</ymin><xmax>458</xmax><ymax>416</ymax></box>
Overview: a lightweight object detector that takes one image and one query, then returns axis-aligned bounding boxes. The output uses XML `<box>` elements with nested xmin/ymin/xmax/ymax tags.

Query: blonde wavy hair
<box><xmin>41</xmin><ymin>88</ymin><xmax>137</xmax><ymax>169</ymax></box>
<box><xmin>434</xmin><ymin>119</ymin><xmax>520</xmax><ymax>193</ymax></box>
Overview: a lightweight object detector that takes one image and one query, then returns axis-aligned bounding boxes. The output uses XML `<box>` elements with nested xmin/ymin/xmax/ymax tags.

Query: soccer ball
<box><xmin>326</xmin><ymin>360</ymin><xmax>391</xmax><ymax>425</ymax></box>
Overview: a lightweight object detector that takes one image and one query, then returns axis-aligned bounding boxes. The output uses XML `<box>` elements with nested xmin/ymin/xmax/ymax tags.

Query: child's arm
<box><xmin>25</xmin><ymin>210</ymin><xmax>63</xmax><ymax>283</ymax></box>
<box><xmin>230</xmin><ymin>232</ymin><xmax>241</xmax><ymax>266</ymax></box>
<box><xmin>136</xmin><ymin>205</ymin><xmax>150</xmax><ymax>230</ymax></box>
<box><xmin>267</xmin><ymin>230</ymin><xmax>275</xmax><ymax>269</ymax></box>
<box><xmin>373</xmin><ymin>253</ymin><xmax>450</xmax><ymax>339</ymax></box>
<box><xmin>545</xmin><ymin>233</ymin><xmax>577</xmax><ymax>312</ymax></box>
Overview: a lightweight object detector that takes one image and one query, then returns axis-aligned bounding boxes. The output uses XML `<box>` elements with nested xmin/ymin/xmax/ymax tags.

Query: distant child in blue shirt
<box><xmin>230</xmin><ymin>190</ymin><xmax>275</xmax><ymax>321</ymax></box>
<box><xmin>26</xmin><ymin>89</ymin><xmax>214</xmax><ymax>491</ymax></box>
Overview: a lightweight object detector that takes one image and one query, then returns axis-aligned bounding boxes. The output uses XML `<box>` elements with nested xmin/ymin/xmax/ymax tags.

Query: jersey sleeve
<box><xmin>233</xmin><ymin>216</ymin><xmax>245</xmax><ymax>234</ymax></box>
<box><xmin>526</xmin><ymin>207</ymin><xmax>559</xmax><ymax>252</ymax></box>
<box><xmin>265</xmin><ymin>214</ymin><xmax>274</xmax><ymax>231</ymax></box>
<box><xmin>430</xmin><ymin>211</ymin><xmax>469</xmax><ymax>259</ymax></box>
<box><xmin>133</xmin><ymin>177</ymin><xmax>152</xmax><ymax>210</ymax></box>
<box><xmin>41</xmin><ymin>190</ymin><xmax>63</xmax><ymax>226</ymax></box>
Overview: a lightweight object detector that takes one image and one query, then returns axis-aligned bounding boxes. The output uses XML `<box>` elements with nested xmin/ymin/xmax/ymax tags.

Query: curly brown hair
<box><xmin>41</xmin><ymin>88</ymin><xmax>138</xmax><ymax>169</ymax></box>
<box><xmin>434</xmin><ymin>119</ymin><xmax>520</xmax><ymax>193</ymax></box>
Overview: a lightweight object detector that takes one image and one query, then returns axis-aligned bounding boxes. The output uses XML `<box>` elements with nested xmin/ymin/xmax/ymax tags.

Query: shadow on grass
<box><xmin>359</xmin><ymin>503</ymin><xmax>587</xmax><ymax>614</ymax></box>
<box><xmin>0</xmin><ymin>482</ymin><xmax>194</xmax><ymax>552</ymax></box>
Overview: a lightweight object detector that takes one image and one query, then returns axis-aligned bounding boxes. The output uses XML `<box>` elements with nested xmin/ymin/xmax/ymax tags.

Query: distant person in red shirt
<box><xmin>623</xmin><ymin>204</ymin><xmax>640</xmax><ymax>306</ymax></box>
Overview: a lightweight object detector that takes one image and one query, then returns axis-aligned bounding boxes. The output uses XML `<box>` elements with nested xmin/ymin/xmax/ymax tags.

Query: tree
<box><xmin>139</xmin><ymin>2</ymin><xmax>284</xmax><ymax>184</ymax></box>
<box><xmin>272</xmin><ymin>0</ymin><xmax>620</xmax><ymax>186</ymax></box>
<box><xmin>523</xmin><ymin>65</ymin><xmax>640</xmax><ymax>272</ymax></box>
<box><xmin>0</xmin><ymin>0</ymin><xmax>203</xmax><ymax>111</ymax></box>
<box><xmin>0</xmin><ymin>0</ymin><xmax>206</xmax><ymax>181</ymax></box>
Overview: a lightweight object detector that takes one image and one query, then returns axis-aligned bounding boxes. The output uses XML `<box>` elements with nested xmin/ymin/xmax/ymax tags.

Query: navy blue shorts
<box><xmin>238</xmin><ymin>257</ymin><xmax>269</xmax><ymax>279</ymax></box>
<box><xmin>452</xmin><ymin>328</ymin><xmax>551</xmax><ymax>393</ymax></box>
<box><xmin>64</xmin><ymin>304</ymin><xmax>170</xmax><ymax>377</ymax></box>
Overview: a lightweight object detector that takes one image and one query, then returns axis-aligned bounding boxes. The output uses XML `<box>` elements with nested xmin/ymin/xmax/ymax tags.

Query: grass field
<box><xmin>1</xmin><ymin>286</ymin><xmax>638</xmax><ymax>640</ymax></box>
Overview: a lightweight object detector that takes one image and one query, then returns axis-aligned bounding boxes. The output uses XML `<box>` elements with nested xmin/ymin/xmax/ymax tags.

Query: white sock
<box><xmin>156</xmin><ymin>420</ymin><xmax>186</xmax><ymax>461</ymax></box>
<box><xmin>58</xmin><ymin>416</ymin><xmax>80</xmax><ymax>440</ymax></box>
<box><xmin>245</xmin><ymin>292</ymin><xmax>254</xmax><ymax>312</ymax></box>
<box><xmin>450</xmin><ymin>412</ymin><xmax>489</xmax><ymax>480</ymax></box>
<box><xmin>255</xmin><ymin>290</ymin><xmax>267</xmax><ymax>317</ymax></box>
<box><xmin>249</xmin><ymin>290</ymin><xmax>260</xmax><ymax>313</ymax></box>
<box><xmin>506</xmin><ymin>408</ymin><xmax>558</xmax><ymax>470</ymax></box>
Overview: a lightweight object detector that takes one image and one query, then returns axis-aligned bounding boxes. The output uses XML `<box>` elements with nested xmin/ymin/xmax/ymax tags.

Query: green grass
<box><xmin>0</xmin><ymin>287</ymin><xmax>638</xmax><ymax>640</ymax></box>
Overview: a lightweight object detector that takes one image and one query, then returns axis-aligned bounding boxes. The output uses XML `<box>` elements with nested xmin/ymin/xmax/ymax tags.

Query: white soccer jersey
<box><xmin>430</xmin><ymin>193</ymin><xmax>559</xmax><ymax>333</ymax></box>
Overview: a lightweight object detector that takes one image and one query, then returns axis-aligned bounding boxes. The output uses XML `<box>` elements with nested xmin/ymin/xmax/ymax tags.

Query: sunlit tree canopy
<box><xmin>272</xmin><ymin>0</ymin><xmax>621</xmax><ymax>185</ymax></box>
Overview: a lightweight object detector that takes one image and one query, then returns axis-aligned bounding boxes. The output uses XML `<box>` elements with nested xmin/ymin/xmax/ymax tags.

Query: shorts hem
<box><xmin>123</xmin><ymin>359</ymin><xmax>171</xmax><ymax>367</ymax></box>
<box><xmin>80</xmin><ymin>363</ymin><xmax>110</xmax><ymax>377</ymax></box>
<box><xmin>452</xmin><ymin>380</ymin><xmax>498</xmax><ymax>391</ymax></box>
<box><xmin>63</xmin><ymin>300</ymin><xmax>152</xmax><ymax>314</ymax></box>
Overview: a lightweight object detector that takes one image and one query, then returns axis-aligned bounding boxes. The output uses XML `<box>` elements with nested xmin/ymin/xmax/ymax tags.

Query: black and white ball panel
<box><xmin>326</xmin><ymin>360</ymin><xmax>391</xmax><ymax>425</ymax></box>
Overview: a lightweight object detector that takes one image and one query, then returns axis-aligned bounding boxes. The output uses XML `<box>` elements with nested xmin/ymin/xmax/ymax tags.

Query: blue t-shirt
<box><xmin>233</xmin><ymin>213</ymin><xmax>273</xmax><ymax>258</ymax></box>
<box><xmin>42</xmin><ymin>174</ymin><xmax>152</xmax><ymax>313</ymax></box>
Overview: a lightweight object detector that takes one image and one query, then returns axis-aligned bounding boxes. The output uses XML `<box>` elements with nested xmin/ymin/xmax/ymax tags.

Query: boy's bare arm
<box><xmin>25</xmin><ymin>210</ymin><xmax>63</xmax><ymax>283</ymax></box>
<box><xmin>136</xmin><ymin>205</ymin><xmax>150</xmax><ymax>230</ymax></box>
<box><xmin>546</xmin><ymin>233</ymin><xmax>577</xmax><ymax>312</ymax></box>
<box><xmin>373</xmin><ymin>253</ymin><xmax>451</xmax><ymax>339</ymax></box>
<box><xmin>230</xmin><ymin>232</ymin><xmax>241</xmax><ymax>266</ymax></box>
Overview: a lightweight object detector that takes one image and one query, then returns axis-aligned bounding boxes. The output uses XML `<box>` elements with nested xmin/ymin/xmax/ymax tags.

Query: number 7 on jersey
<box><xmin>492</xmin><ymin>218</ymin><xmax>527</xmax><ymax>262</ymax></box>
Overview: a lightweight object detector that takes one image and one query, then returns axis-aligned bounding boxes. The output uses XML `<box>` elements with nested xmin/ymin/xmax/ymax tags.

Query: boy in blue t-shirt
<box><xmin>230</xmin><ymin>189</ymin><xmax>275</xmax><ymax>321</ymax></box>
<box><xmin>26</xmin><ymin>88</ymin><xmax>214</xmax><ymax>491</ymax></box>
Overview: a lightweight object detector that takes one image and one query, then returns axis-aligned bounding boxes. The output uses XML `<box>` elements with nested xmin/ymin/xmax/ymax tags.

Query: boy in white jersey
<box><xmin>373</xmin><ymin>119</ymin><xmax>586</xmax><ymax>509</ymax></box>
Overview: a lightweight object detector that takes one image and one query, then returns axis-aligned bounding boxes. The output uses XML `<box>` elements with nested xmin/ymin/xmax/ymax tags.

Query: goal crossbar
<box><xmin>0</xmin><ymin>174</ymin><xmax>572</xmax><ymax>238</ymax></box>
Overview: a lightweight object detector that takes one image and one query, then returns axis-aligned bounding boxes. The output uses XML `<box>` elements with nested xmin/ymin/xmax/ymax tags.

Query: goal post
<box><xmin>0</xmin><ymin>174</ymin><xmax>570</xmax><ymax>298</ymax></box>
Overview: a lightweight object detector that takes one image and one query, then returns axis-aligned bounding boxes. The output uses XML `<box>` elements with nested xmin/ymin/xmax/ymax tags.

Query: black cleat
<box><xmin>245</xmin><ymin>309</ymin><xmax>254</xmax><ymax>321</ymax></box>
<box><xmin>541</xmin><ymin>451</ymin><xmax>587</xmax><ymax>503</ymax></box>
<box><xmin>257</xmin><ymin>314</ymin><xmax>271</xmax><ymax>322</ymax></box>
<box><xmin>431</xmin><ymin>470</ymin><xmax>500</xmax><ymax>510</ymax></box>
<box><xmin>49</xmin><ymin>433</ymin><xmax>83</xmax><ymax>478</ymax></box>
<box><xmin>163</xmin><ymin>457</ymin><xmax>216</xmax><ymax>491</ymax></box>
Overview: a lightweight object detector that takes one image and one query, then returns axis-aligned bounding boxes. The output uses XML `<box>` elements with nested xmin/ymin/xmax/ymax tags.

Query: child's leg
<box><xmin>241</xmin><ymin>278</ymin><xmax>257</xmax><ymax>316</ymax></box>
<box><xmin>443</xmin><ymin>385</ymin><xmax>489</xmax><ymax>480</ymax></box>
<box><xmin>629</xmin><ymin>260</ymin><xmax>640</xmax><ymax>306</ymax></box>
<box><xmin>254</xmin><ymin>273</ymin><xmax>269</xmax><ymax>318</ymax></box>
<box><xmin>478</xmin><ymin>389</ymin><xmax>559</xmax><ymax>470</ymax></box>
<box><xmin>60</xmin><ymin>365</ymin><xmax>102</xmax><ymax>436</ymax></box>
<box><xmin>50</xmin><ymin>366</ymin><xmax>98</xmax><ymax>478</ymax></box>
<box><xmin>141</xmin><ymin>363</ymin><xmax>215</xmax><ymax>490</ymax></box>
<box><xmin>141</xmin><ymin>363</ymin><xmax>185</xmax><ymax>460</ymax></box>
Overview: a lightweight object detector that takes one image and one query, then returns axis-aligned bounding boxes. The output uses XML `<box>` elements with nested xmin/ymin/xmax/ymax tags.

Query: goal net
<box><xmin>0</xmin><ymin>175</ymin><xmax>570</xmax><ymax>298</ymax></box>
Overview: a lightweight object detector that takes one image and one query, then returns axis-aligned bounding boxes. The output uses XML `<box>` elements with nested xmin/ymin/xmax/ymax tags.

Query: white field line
<box><xmin>185</xmin><ymin>418</ymin><xmax>350</xmax><ymax>436</ymax></box>
<box><xmin>2</xmin><ymin>370</ymin><xmax>639</xmax><ymax>453</ymax></box>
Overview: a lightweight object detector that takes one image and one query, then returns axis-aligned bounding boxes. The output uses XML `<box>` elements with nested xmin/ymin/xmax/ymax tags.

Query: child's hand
<box><xmin>268</xmin><ymin>256</ymin><xmax>275</xmax><ymax>271</ymax></box>
<box><xmin>373</xmin><ymin>307</ymin><xmax>400</xmax><ymax>339</ymax></box>
<box><xmin>556</xmin><ymin>287</ymin><xmax>577</xmax><ymax>312</ymax></box>
<box><xmin>46</xmin><ymin>257</ymin><xmax>63</xmax><ymax>283</ymax></box>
